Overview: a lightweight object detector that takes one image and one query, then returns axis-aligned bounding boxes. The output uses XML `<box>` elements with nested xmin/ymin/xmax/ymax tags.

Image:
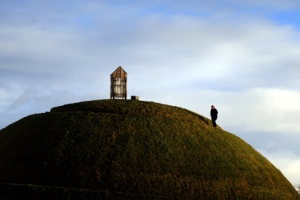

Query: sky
<box><xmin>1</xmin><ymin>0</ymin><xmax>300</xmax><ymax>186</ymax></box>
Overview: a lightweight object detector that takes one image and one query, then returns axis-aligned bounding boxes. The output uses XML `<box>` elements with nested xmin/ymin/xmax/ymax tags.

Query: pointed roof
<box><xmin>111</xmin><ymin>66</ymin><xmax>127</xmax><ymax>77</ymax></box>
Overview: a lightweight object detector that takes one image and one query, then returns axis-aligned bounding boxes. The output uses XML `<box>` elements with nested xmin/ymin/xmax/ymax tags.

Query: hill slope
<box><xmin>0</xmin><ymin>99</ymin><xmax>299</xmax><ymax>199</ymax></box>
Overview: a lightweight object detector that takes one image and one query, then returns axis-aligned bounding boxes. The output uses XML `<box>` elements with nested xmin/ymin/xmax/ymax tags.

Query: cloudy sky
<box><xmin>1</xmin><ymin>0</ymin><xmax>300</xmax><ymax>185</ymax></box>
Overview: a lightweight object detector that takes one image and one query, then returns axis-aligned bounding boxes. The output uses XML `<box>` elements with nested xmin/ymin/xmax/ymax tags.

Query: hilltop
<box><xmin>0</xmin><ymin>99</ymin><xmax>299</xmax><ymax>199</ymax></box>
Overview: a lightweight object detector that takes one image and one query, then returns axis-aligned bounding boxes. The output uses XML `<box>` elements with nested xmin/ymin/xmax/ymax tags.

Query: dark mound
<box><xmin>0</xmin><ymin>100</ymin><xmax>299</xmax><ymax>199</ymax></box>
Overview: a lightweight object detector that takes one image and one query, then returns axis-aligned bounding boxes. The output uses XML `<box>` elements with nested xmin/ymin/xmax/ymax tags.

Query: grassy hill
<box><xmin>0</xmin><ymin>99</ymin><xmax>299</xmax><ymax>199</ymax></box>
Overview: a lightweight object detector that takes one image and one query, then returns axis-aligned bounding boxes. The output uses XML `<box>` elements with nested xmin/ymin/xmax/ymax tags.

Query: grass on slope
<box><xmin>0</xmin><ymin>100</ymin><xmax>299</xmax><ymax>200</ymax></box>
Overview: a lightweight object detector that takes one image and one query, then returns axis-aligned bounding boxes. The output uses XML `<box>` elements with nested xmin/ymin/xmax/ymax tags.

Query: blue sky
<box><xmin>1</xmin><ymin>0</ymin><xmax>300</xmax><ymax>186</ymax></box>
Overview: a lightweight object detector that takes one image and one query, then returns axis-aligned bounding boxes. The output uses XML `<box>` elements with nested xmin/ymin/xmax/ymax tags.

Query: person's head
<box><xmin>211</xmin><ymin>105</ymin><xmax>215</xmax><ymax>109</ymax></box>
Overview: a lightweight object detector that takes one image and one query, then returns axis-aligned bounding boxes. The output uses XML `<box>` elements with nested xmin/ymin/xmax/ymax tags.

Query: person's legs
<box><xmin>212</xmin><ymin>117</ymin><xmax>217</xmax><ymax>127</ymax></box>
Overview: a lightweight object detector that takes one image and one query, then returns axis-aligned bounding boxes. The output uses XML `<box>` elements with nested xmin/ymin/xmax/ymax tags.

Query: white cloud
<box><xmin>0</xmin><ymin>89</ymin><xmax>10</xmax><ymax>110</ymax></box>
<box><xmin>0</xmin><ymin>27</ymin><xmax>84</xmax><ymax>73</ymax></box>
<box><xmin>118</xmin><ymin>15</ymin><xmax>300</xmax><ymax>89</ymax></box>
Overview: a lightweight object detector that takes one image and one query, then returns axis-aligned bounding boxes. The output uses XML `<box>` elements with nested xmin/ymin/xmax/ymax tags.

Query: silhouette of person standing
<box><xmin>210</xmin><ymin>105</ymin><xmax>218</xmax><ymax>128</ymax></box>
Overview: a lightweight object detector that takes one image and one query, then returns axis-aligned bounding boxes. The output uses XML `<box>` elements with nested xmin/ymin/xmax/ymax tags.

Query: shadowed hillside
<box><xmin>0</xmin><ymin>99</ymin><xmax>299</xmax><ymax>199</ymax></box>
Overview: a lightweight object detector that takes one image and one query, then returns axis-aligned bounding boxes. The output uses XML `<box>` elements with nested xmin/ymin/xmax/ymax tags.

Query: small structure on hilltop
<box><xmin>110</xmin><ymin>66</ymin><xmax>127</xmax><ymax>99</ymax></box>
<box><xmin>131</xmin><ymin>96</ymin><xmax>139</xmax><ymax>100</ymax></box>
